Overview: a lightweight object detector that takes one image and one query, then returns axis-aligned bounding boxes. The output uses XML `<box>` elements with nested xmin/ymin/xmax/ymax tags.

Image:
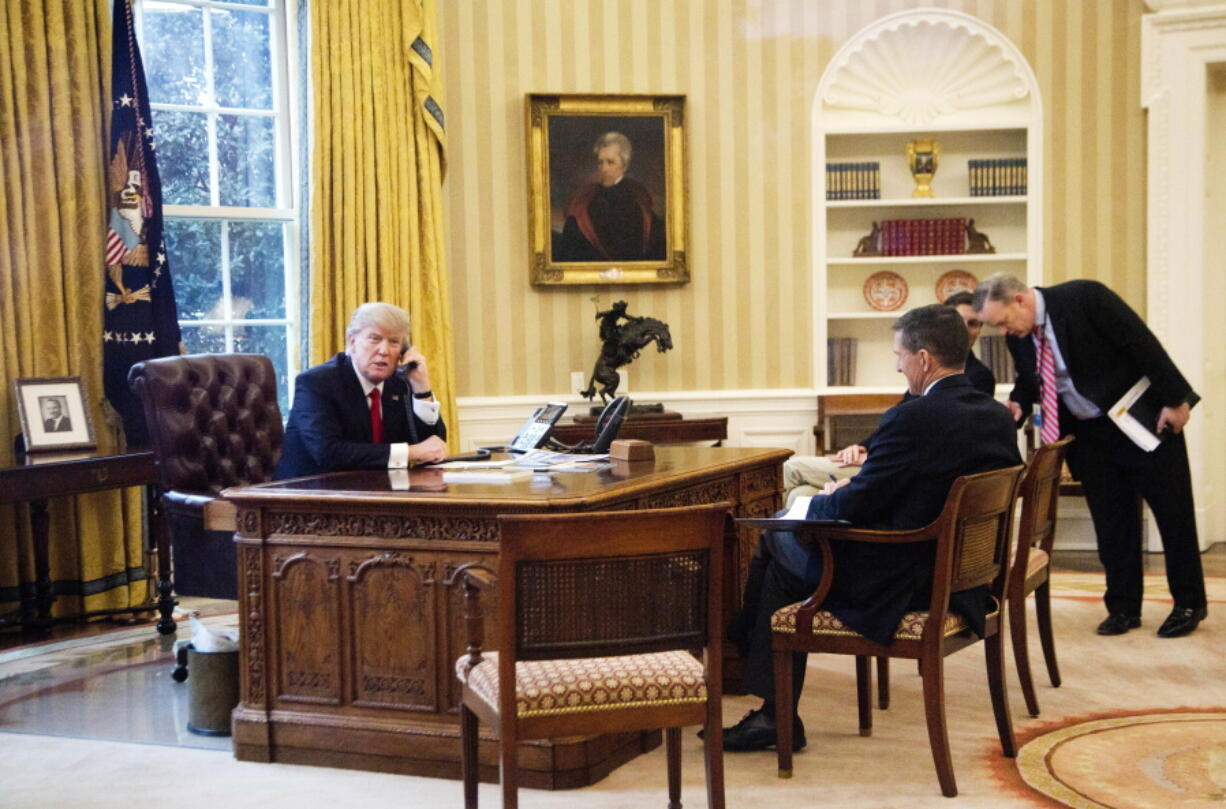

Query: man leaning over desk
<box><xmin>276</xmin><ymin>302</ymin><xmax>449</xmax><ymax>480</ymax></box>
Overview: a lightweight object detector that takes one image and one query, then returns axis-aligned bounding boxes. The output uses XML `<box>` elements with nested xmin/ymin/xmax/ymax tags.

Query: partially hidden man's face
<box><xmin>596</xmin><ymin>146</ymin><xmax>626</xmax><ymax>187</ymax></box>
<box><xmin>977</xmin><ymin>293</ymin><xmax>1036</xmax><ymax>338</ymax></box>
<box><xmin>954</xmin><ymin>303</ymin><xmax>984</xmax><ymax>345</ymax></box>
<box><xmin>893</xmin><ymin>331</ymin><xmax>927</xmax><ymax>396</ymax></box>
<box><xmin>347</xmin><ymin>326</ymin><xmax>406</xmax><ymax>384</ymax></box>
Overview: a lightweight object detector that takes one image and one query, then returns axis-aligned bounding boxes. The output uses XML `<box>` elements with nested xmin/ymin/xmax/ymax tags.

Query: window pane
<box><xmin>180</xmin><ymin>324</ymin><xmax>228</xmax><ymax>355</ymax></box>
<box><xmin>164</xmin><ymin>219</ymin><xmax>222</xmax><ymax>320</ymax></box>
<box><xmin>218</xmin><ymin>114</ymin><xmax>276</xmax><ymax>207</ymax></box>
<box><xmin>224</xmin><ymin>0</ymin><xmax>270</xmax><ymax>6</ymax></box>
<box><xmin>234</xmin><ymin>325</ymin><xmax>290</xmax><ymax>416</ymax></box>
<box><xmin>153</xmin><ymin>110</ymin><xmax>210</xmax><ymax>205</ymax></box>
<box><xmin>142</xmin><ymin>3</ymin><xmax>206</xmax><ymax>106</ymax></box>
<box><xmin>229</xmin><ymin>221</ymin><xmax>286</xmax><ymax>319</ymax></box>
<box><xmin>211</xmin><ymin>9</ymin><xmax>272</xmax><ymax>110</ymax></box>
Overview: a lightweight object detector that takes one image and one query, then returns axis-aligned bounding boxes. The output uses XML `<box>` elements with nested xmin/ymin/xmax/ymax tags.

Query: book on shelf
<box><xmin>826</xmin><ymin>161</ymin><xmax>880</xmax><ymax>200</ymax></box>
<box><xmin>977</xmin><ymin>335</ymin><xmax>1015</xmax><ymax>384</ymax></box>
<box><xmin>968</xmin><ymin>157</ymin><xmax>1027</xmax><ymax>197</ymax></box>
<box><xmin>877</xmin><ymin>217</ymin><xmax>966</xmax><ymax>256</ymax></box>
<box><xmin>826</xmin><ymin>337</ymin><xmax>857</xmax><ymax>386</ymax></box>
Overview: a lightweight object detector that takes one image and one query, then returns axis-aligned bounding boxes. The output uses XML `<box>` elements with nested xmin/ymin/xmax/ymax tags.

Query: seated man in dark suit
<box><xmin>782</xmin><ymin>290</ymin><xmax>998</xmax><ymax>504</ymax></box>
<box><xmin>276</xmin><ymin>302</ymin><xmax>448</xmax><ymax>479</ymax></box>
<box><xmin>722</xmin><ymin>303</ymin><xmax>1021</xmax><ymax>752</ymax></box>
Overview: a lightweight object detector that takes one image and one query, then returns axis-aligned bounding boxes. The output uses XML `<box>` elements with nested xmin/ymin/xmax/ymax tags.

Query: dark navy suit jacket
<box><xmin>780</xmin><ymin>374</ymin><xmax>1020</xmax><ymax>645</ymax></box>
<box><xmin>275</xmin><ymin>353</ymin><xmax>446</xmax><ymax>480</ymax></box>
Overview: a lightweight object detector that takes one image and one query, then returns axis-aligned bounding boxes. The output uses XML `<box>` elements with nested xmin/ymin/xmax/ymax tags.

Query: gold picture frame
<box><xmin>527</xmin><ymin>93</ymin><xmax>689</xmax><ymax>286</ymax></box>
<box><xmin>13</xmin><ymin>376</ymin><xmax>97</xmax><ymax>453</ymax></box>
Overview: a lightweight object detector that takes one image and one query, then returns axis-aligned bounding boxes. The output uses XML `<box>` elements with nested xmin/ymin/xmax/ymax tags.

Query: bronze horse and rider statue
<box><xmin>579</xmin><ymin>300</ymin><xmax>673</xmax><ymax>404</ymax></box>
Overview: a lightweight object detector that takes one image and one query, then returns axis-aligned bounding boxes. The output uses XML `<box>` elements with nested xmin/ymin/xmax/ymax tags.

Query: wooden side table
<box><xmin>551</xmin><ymin>411</ymin><xmax>728</xmax><ymax>446</ymax></box>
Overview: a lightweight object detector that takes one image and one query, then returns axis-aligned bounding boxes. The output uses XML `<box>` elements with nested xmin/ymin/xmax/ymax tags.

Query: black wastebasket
<box><xmin>185</xmin><ymin>645</ymin><xmax>240</xmax><ymax>736</ymax></box>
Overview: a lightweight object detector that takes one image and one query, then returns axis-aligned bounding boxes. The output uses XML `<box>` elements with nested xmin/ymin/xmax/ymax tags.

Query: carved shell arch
<box><xmin>817</xmin><ymin>9</ymin><xmax>1038</xmax><ymax>126</ymax></box>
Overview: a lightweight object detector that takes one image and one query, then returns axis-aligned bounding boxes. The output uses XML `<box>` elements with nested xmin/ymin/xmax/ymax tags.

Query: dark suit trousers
<box><xmin>1068</xmin><ymin>417</ymin><xmax>1206</xmax><ymax>615</ymax></box>
<box><xmin>731</xmin><ymin>531</ymin><xmax>813</xmax><ymax>706</ymax></box>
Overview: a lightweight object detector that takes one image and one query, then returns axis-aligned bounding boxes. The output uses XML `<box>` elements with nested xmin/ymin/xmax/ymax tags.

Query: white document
<box><xmin>442</xmin><ymin>468</ymin><xmax>534</xmax><ymax>484</ymax></box>
<box><xmin>1108</xmin><ymin>377</ymin><xmax>1161</xmax><ymax>453</ymax></box>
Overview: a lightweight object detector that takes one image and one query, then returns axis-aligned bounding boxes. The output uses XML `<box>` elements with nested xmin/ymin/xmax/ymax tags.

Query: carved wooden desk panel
<box><xmin>220</xmin><ymin>446</ymin><xmax>788</xmax><ymax>787</ymax></box>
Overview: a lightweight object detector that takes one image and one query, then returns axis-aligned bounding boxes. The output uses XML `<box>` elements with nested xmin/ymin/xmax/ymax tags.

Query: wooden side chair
<box><xmin>770</xmin><ymin>465</ymin><xmax>1025</xmax><ymax>797</ymax></box>
<box><xmin>450</xmin><ymin>504</ymin><xmax>729</xmax><ymax>809</ymax></box>
<box><xmin>1009</xmin><ymin>435</ymin><xmax>1074</xmax><ymax>717</ymax></box>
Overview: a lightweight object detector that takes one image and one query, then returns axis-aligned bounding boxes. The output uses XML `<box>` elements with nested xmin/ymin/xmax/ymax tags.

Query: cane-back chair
<box><xmin>1009</xmin><ymin>435</ymin><xmax>1074</xmax><ymax>717</ymax></box>
<box><xmin>451</xmin><ymin>504</ymin><xmax>729</xmax><ymax>809</ymax></box>
<box><xmin>770</xmin><ymin>465</ymin><xmax>1025</xmax><ymax>797</ymax></box>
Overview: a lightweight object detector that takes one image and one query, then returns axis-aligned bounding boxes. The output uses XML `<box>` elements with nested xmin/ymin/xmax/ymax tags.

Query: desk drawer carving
<box><xmin>641</xmin><ymin>478</ymin><xmax>736</xmax><ymax>509</ymax></box>
<box><xmin>272</xmin><ymin>554</ymin><xmax>342</xmax><ymax>704</ymax></box>
<box><xmin>349</xmin><ymin>552</ymin><xmax>437</xmax><ymax>709</ymax></box>
<box><xmin>264</xmin><ymin>511</ymin><xmax>499</xmax><ymax>543</ymax></box>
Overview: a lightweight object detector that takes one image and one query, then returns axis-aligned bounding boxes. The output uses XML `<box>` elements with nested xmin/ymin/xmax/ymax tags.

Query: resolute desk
<box><xmin>216</xmin><ymin>446</ymin><xmax>788</xmax><ymax>787</ymax></box>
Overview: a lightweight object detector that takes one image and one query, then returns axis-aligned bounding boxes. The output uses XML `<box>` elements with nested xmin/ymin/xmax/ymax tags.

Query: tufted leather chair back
<box><xmin>128</xmin><ymin>353</ymin><xmax>284</xmax><ymax>495</ymax></box>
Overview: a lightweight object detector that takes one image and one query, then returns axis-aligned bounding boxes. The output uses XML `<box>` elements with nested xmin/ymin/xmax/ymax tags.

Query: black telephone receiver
<box><xmin>398</xmin><ymin>343</ymin><xmax>419</xmax><ymax>373</ymax></box>
<box><xmin>589</xmin><ymin>396</ymin><xmax>630</xmax><ymax>453</ymax></box>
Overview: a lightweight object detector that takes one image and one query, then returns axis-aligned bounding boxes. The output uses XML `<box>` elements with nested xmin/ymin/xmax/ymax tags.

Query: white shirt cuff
<box><xmin>387</xmin><ymin>443</ymin><xmax>410</xmax><ymax>469</ymax></box>
<box><xmin>413</xmin><ymin>397</ymin><xmax>440</xmax><ymax>424</ymax></box>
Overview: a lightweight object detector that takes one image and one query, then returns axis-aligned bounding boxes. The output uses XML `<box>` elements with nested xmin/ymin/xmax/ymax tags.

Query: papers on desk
<box><xmin>507</xmin><ymin>449</ymin><xmax>610</xmax><ymax>473</ymax></box>
<box><xmin>442</xmin><ymin>468</ymin><xmax>535</xmax><ymax>484</ymax></box>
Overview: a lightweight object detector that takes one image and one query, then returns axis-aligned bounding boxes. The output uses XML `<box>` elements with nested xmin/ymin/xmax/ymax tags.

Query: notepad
<box><xmin>442</xmin><ymin>468</ymin><xmax>535</xmax><ymax>484</ymax></box>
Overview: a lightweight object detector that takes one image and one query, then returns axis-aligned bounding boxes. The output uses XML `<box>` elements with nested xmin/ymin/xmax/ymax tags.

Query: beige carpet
<box><xmin>0</xmin><ymin>574</ymin><xmax>1221</xmax><ymax>809</ymax></box>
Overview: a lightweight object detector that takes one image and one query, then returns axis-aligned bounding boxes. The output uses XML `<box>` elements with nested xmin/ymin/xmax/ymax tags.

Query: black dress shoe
<box><xmin>719</xmin><ymin>709</ymin><xmax>806</xmax><ymax>752</ymax></box>
<box><xmin>1097</xmin><ymin>613</ymin><xmax>1141</xmax><ymax>635</ymax></box>
<box><xmin>1157</xmin><ymin>605</ymin><xmax>1207</xmax><ymax>638</ymax></box>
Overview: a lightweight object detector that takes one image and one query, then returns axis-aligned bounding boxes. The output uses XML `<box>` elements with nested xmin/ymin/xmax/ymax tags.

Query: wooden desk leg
<box><xmin>29</xmin><ymin>498</ymin><xmax>53</xmax><ymax>631</ymax></box>
<box><xmin>150</xmin><ymin>490</ymin><xmax>177</xmax><ymax>635</ymax></box>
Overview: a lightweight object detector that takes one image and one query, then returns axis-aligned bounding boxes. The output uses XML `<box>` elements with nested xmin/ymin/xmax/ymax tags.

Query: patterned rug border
<box><xmin>985</xmin><ymin>706</ymin><xmax>1226</xmax><ymax>809</ymax></box>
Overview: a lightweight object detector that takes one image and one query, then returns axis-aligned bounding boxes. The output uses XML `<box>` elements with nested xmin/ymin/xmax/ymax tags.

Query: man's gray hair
<box><xmin>346</xmin><ymin>302</ymin><xmax>411</xmax><ymax>340</ymax></box>
<box><xmin>594</xmin><ymin>131</ymin><xmax>632</xmax><ymax>167</ymax></box>
<box><xmin>892</xmin><ymin>304</ymin><xmax>969</xmax><ymax>369</ymax></box>
<box><xmin>972</xmin><ymin>272</ymin><xmax>1030</xmax><ymax>312</ymax></box>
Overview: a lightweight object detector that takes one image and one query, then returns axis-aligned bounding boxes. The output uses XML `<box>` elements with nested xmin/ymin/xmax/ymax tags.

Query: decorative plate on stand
<box><xmin>935</xmin><ymin>269</ymin><xmax>977</xmax><ymax>302</ymax></box>
<box><xmin>863</xmin><ymin>270</ymin><xmax>909</xmax><ymax>311</ymax></box>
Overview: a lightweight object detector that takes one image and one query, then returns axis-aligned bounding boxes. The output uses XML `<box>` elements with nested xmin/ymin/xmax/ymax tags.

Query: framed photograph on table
<box><xmin>13</xmin><ymin>376</ymin><xmax>96</xmax><ymax>452</ymax></box>
<box><xmin>527</xmin><ymin>93</ymin><xmax>689</xmax><ymax>286</ymax></box>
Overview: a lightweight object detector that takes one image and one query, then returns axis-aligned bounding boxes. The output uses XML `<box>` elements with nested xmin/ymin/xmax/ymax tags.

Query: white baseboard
<box><xmin>455</xmin><ymin>389</ymin><xmax>820</xmax><ymax>455</ymax></box>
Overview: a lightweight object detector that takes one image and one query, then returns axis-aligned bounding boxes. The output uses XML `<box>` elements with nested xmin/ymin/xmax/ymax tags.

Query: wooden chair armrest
<box><xmin>444</xmin><ymin>563</ymin><xmax>498</xmax><ymax>671</ymax></box>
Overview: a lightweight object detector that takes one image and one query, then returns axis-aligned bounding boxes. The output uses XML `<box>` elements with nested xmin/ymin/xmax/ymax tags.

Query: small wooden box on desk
<box><xmin>551</xmin><ymin>410</ymin><xmax>728</xmax><ymax>446</ymax></box>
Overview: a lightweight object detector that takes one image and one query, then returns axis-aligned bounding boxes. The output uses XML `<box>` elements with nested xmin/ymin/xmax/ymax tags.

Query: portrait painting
<box><xmin>527</xmin><ymin>94</ymin><xmax>689</xmax><ymax>286</ymax></box>
<box><xmin>13</xmin><ymin>376</ymin><xmax>96</xmax><ymax>452</ymax></box>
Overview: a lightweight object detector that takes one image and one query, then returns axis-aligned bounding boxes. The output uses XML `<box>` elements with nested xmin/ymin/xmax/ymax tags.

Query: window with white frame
<box><xmin>136</xmin><ymin>0</ymin><xmax>299</xmax><ymax>416</ymax></box>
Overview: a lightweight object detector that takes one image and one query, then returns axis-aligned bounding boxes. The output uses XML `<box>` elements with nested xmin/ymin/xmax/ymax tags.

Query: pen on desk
<box><xmin>828</xmin><ymin>473</ymin><xmax>838</xmax><ymax>483</ymax></box>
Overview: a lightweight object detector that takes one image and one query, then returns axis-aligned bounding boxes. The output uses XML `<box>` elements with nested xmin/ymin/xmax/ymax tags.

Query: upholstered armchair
<box><xmin>128</xmin><ymin>353</ymin><xmax>283</xmax><ymax>600</ymax></box>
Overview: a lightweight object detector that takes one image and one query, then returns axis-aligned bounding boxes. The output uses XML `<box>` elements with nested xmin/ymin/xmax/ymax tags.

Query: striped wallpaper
<box><xmin>438</xmin><ymin>0</ymin><xmax>1148</xmax><ymax>397</ymax></box>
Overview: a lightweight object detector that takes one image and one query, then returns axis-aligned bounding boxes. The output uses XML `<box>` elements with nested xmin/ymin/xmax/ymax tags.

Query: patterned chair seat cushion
<box><xmin>772</xmin><ymin>598</ymin><xmax>1000</xmax><ymax>640</ymax></box>
<box><xmin>1026</xmin><ymin>547</ymin><xmax>1050</xmax><ymax>578</ymax></box>
<box><xmin>456</xmin><ymin>650</ymin><xmax>707</xmax><ymax>718</ymax></box>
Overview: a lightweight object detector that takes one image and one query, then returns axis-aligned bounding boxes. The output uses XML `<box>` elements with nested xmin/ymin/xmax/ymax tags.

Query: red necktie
<box><xmin>1035</xmin><ymin>330</ymin><xmax>1060</xmax><ymax>445</ymax></box>
<box><xmin>368</xmin><ymin>388</ymin><xmax>384</xmax><ymax>444</ymax></box>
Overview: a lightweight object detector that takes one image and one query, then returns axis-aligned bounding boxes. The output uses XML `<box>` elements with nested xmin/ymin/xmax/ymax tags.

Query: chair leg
<box><xmin>773</xmin><ymin>648</ymin><xmax>795</xmax><ymax>778</ymax></box>
<box><xmin>986</xmin><ymin>631</ymin><xmax>1017</xmax><ymax>759</ymax></box>
<box><xmin>876</xmin><ymin>656</ymin><xmax>890</xmax><ymax>709</ymax></box>
<box><xmin>1035</xmin><ymin>580</ymin><xmax>1061</xmax><ymax>687</ymax></box>
<box><xmin>703</xmin><ymin>695</ymin><xmax>726</xmax><ymax>809</ymax></box>
<box><xmin>460</xmin><ymin>703</ymin><xmax>479</xmax><ymax>809</ymax></box>
<box><xmin>855</xmin><ymin>656</ymin><xmax>872</xmax><ymax>737</ymax></box>
<box><xmin>666</xmin><ymin>727</ymin><xmax>681</xmax><ymax>809</ymax></box>
<box><xmin>919</xmin><ymin>654</ymin><xmax>957</xmax><ymax>797</ymax></box>
<box><xmin>1010</xmin><ymin>594</ymin><xmax>1040</xmax><ymax>717</ymax></box>
<box><xmin>499</xmin><ymin>723</ymin><xmax>518</xmax><ymax>809</ymax></box>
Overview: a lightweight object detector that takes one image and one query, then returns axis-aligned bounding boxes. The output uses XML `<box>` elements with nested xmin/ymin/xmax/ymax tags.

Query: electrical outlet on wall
<box><xmin>570</xmin><ymin>371</ymin><xmax>586</xmax><ymax>394</ymax></box>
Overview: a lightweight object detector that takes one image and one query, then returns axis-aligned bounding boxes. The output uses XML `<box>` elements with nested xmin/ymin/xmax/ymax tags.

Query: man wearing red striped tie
<box><xmin>974</xmin><ymin>273</ymin><xmax>1206</xmax><ymax>638</ymax></box>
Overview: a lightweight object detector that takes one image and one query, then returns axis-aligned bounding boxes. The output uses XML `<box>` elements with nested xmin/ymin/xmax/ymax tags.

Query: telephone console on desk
<box><xmin>546</xmin><ymin>396</ymin><xmax>630</xmax><ymax>454</ymax></box>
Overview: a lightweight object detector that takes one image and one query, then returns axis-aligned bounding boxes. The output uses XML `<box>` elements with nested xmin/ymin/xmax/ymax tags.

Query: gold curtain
<box><xmin>0</xmin><ymin>0</ymin><xmax>147</xmax><ymax>618</ymax></box>
<box><xmin>309</xmin><ymin>0</ymin><xmax>457</xmax><ymax>443</ymax></box>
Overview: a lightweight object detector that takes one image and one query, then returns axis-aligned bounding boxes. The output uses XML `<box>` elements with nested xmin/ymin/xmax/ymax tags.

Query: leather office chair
<box><xmin>451</xmin><ymin>504</ymin><xmax>729</xmax><ymax>809</ymax></box>
<box><xmin>770</xmin><ymin>465</ymin><xmax>1025</xmax><ymax>797</ymax></box>
<box><xmin>1008</xmin><ymin>435</ymin><xmax>1073</xmax><ymax>717</ymax></box>
<box><xmin>128</xmin><ymin>353</ymin><xmax>283</xmax><ymax>600</ymax></box>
